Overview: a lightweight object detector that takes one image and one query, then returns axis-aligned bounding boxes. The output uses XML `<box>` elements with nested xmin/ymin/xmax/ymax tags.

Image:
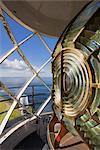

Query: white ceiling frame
<box><xmin>0</xmin><ymin>9</ymin><xmax>53</xmax><ymax>135</ymax></box>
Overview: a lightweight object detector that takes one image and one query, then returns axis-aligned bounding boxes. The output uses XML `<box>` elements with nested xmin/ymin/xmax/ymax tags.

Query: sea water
<box><xmin>0</xmin><ymin>77</ymin><xmax>52</xmax><ymax>112</ymax></box>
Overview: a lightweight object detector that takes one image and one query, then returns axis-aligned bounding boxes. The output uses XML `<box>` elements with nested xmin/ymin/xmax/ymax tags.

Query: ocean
<box><xmin>0</xmin><ymin>77</ymin><xmax>52</xmax><ymax>112</ymax></box>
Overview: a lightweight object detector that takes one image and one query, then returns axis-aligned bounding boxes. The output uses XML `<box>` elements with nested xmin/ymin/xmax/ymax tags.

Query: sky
<box><xmin>0</xmin><ymin>12</ymin><xmax>58</xmax><ymax>78</ymax></box>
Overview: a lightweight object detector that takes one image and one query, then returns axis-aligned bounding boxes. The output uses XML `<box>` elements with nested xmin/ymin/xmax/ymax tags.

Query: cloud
<box><xmin>0</xmin><ymin>59</ymin><xmax>32</xmax><ymax>77</ymax></box>
<box><xmin>0</xmin><ymin>58</ymin><xmax>49</xmax><ymax>77</ymax></box>
<box><xmin>2</xmin><ymin>59</ymin><xmax>28</xmax><ymax>70</ymax></box>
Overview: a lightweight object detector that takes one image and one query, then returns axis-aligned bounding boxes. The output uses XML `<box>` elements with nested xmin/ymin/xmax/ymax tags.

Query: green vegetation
<box><xmin>9</xmin><ymin>109</ymin><xmax>21</xmax><ymax>120</ymax></box>
<box><xmin>0</xmin><ymin>102</ymin><xmax>10</xmax><ymax>124</ymax></box>
<box><xmin>0</xmin><ymin>113</ymin><xmax>6</xmax><ymax>124</ymax></box>
<box><xmin>0</xmin><ymin>101</ymin><xmax>21</xmax><ymax>124</ymax></box>
<box><xmin>0</xmin><ymin>100</ymin><xmax>33</xmax><ymax>124</ymax></box>
<box><xmin>0</xmin><ymin>102</ymin><xmax>9</xmax><ymax>113</ymax></box>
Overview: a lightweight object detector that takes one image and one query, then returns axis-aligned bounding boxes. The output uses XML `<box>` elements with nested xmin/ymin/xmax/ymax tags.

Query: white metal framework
<box><xmin>0</xmin><ymin>8</ymin><xmax>53</xmax><ymax>135</ymax></box>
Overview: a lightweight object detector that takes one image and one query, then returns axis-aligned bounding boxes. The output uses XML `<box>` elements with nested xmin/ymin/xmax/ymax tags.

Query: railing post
<box><xmin>32</xmin><ymin>85</ymin><xmax>34</xmax><ymax>112</ymax></box>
